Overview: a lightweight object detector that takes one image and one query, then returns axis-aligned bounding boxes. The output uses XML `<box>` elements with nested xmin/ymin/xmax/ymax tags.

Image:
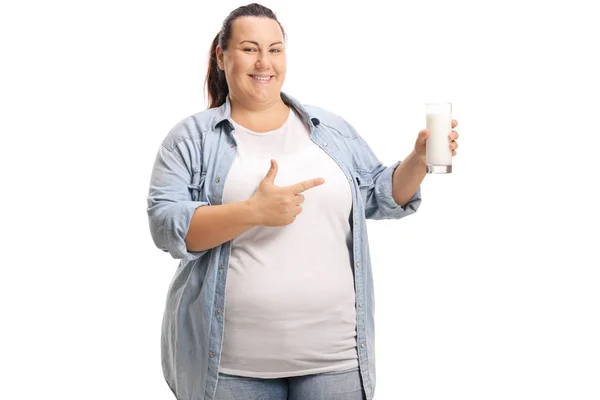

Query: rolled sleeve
<box><xmin>344</xmin><ymin>120</ymin><xmax>422</xmax><ymax>220</ymax></box>
<box><xmin>147</xmin><ymin>142</ymin><xmax>209</xmax><ymax>261</ymax></box>
<box><xmin>151</xmin><ymin>200</ymin><xmax>209</xmax><ymax>261</ymax></box>
<box><xmin>373</xmin><ymin>160</ymin><xmax>422</xmax><ymax>219</ymax></box>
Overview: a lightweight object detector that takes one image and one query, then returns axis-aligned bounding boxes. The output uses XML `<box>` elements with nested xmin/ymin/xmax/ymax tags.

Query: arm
<box><xmin>392</xmin><ymin>121</ymin><xmax>459</xmax><ymax>206</ymax></box>
<box><xmin>391</xmin><ymin>150</ymin><xmax>426</xmax><ymax>207</ymax></box>
<box><xmin>342</xmin><ymin>118</ymin><xmax>422</xmax><ymax>220</ymax></box>
<box><xmin>147</xmin><ymin>141</ymin><xmax>257</xmax><ymax>260</ymax></box>
<box><xmin>184</xmin><ymin>201</ymin><xmax>258</xmax><ymax>252</ymax></box>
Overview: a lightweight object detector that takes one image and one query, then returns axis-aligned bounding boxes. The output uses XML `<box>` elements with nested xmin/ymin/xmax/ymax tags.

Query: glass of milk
<box><xmin>425</xmin><ymin>103</ymin><xmax>453</xmax><ymax>173</ymax></box>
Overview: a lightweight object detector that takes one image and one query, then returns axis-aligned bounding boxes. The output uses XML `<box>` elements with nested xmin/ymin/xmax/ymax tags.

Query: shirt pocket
<box><xmin>354</xmin><ymin>168</ymin><xmax>373</xmax><ymax>202</ymax></box>
<box><xmin>187</xmin><ymin>169</ymin><xmax>207</xmax><ymax>202</ymax></box>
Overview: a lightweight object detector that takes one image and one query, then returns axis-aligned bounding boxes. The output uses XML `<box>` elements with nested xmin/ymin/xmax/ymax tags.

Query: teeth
<box><xmin>252</xmin><ymin>75</ymin><xmax>271</xmax><ymax>81</ymax></box>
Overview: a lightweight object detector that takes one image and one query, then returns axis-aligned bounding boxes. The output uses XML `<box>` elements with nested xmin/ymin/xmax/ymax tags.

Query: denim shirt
<box><xmin>147</xmin><ymin>92</ymin><xmax>422</xmax><ymax>400</ymax></box>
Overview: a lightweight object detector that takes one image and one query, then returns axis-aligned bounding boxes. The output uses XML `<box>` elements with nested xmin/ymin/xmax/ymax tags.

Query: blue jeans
<box><xmin>214</xmin><ymin>366</ymin><xmax>366</xmax><ymax>400</ymax></box>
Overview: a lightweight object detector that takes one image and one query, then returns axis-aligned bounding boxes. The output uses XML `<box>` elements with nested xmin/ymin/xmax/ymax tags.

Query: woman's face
<box><xmin>216</xmin><ymin>16</ymin><xmax>286</xmax><ymax>107</ymax></box>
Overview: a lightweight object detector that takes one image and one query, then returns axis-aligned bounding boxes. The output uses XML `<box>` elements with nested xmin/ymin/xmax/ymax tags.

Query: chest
<box><xmin>189</xmin><ymin>123</ymin><xmax>370</xmax><ymax>208</ymax></box>
<box><xmin>222</xmin><ymin>135</ymin><xmax>353</xmax><ymax>216</ymax></box>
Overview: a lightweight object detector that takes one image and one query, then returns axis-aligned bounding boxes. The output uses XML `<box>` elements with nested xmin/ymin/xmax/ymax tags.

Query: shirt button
<box><xmin>219</xmin><ymin>264</ymin><xmax>224</xmax><ymax>270</ymax></box>
<box><xmin>356</xmin><ymin>262</ymin><xmax>360</xmax><ymax>268</ymax></box>
<box><xmin>359</xmin><ymin>303</ymin><xmax>363</xmax><ymax>308</ymax></box>
<box><xmin>230</xmin><ymin>143</ymin><xmax>235</xmax><ymax>148</ymax></box>
<box><xmin>360</xmin><ymin>343</ymin><xmax>365</xmax><ymax>349</ymax></box>
<box><xmin>209</xmin><ymin>352</ymin><xmax>215</xmax><ymax>358</ymax></box>
<box><xmin>323</xmin><ymin>142</ymin><xmax>328</xmax><ymax>147</ymax></box>
<box><xmin>215</xmin><ymin>309</ymin><xmax>221</xmax><ymax>316</ymax></box>
<box><xmin>354</xmin><ymin>219</ymin><xmax>358</xmax><ymax>225</ymax></box>
<box><xmin>215</xmin><ymin>178</ymin><xmax>221</xmax><ymax>183</ymax></box>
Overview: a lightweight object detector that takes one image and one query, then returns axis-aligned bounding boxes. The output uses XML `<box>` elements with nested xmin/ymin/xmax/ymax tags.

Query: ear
<box><xmin>215</xmin><ymin>46</ymin><xmax>224</xmax><ymax>70</ymax></box>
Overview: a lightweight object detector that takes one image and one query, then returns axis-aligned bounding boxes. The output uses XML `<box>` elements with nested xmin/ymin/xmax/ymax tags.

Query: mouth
<box><xmin>249</xmin><ymin>74</ymin><xmax>274</xmax><ymax>84</ymax></box>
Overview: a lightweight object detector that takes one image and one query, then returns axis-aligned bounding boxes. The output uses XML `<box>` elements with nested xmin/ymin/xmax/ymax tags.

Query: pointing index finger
<box><xmin>288</xmin><ymin>177</ymin><xmax>325</xmax><ymax>194</ymax></box>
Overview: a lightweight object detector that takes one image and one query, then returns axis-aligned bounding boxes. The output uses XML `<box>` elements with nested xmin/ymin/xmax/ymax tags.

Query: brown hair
<box><xmin>204</xmin><ymin>3</ymin><xmax>287</xmax><ymax>108</ymax></box>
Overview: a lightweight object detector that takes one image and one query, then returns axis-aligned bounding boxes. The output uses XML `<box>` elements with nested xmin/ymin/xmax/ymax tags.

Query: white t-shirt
<box><xmin>219</xmin><ymin>107</ymin><xmax>359</xmax><ymax>378</ymax></box>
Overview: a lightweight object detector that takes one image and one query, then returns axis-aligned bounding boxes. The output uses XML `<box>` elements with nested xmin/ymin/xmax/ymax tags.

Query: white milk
<box><xmin>426</xmin><ymin>110</ymin><xmax>452</xmax><ymax>166</ymax></box>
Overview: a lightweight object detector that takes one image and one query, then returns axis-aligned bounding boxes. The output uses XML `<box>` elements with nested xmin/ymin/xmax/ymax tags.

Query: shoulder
<box><xmin>160</xmin><ymin>108</ymin><xmax>222</xmax><ymax>151</ymax></box>
<box><xmin>302</xmin><ymin>104</ymin><xmax>344</xmax><ymax>126</ymax></box>
<box><xmin>302</xmin><ymin>104</ymin><xmax>358</xmax><ymax>139</ymax></box>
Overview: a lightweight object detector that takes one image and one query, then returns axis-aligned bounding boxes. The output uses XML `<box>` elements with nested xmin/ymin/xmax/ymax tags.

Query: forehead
<box><xmin>230</xmin><ymin>16</ymin><xmax>284</xmax><ymax>43</ymax></box>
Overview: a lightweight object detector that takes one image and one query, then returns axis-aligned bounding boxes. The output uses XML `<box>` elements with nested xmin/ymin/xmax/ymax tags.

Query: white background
<box><xmin>2</xmin><ymin>0</ymin><xmax>599</xmax><ymax>399</ymax></box>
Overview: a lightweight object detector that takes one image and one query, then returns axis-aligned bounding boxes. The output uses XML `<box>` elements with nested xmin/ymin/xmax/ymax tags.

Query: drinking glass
<box><xmin>425</xmin><ymin>102</ymin><xmax>453</xmax><ymax>174</ymax></box>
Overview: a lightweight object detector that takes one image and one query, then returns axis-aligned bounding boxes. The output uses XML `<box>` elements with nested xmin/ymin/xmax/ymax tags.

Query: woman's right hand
<box><xmin>247</xmin><ymin>159</ymin><xmax>325</xmax><ymax>227</ymax></box>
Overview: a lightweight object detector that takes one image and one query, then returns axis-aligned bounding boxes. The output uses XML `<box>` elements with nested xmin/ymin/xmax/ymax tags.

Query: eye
<box><xmin>270</xmin><ymin>48</ymin><xmax>283</xmax><ymax>53</ymax></box>
<box><xmin>244</xmin><ymin>48</ymin><xmax>257</xmax><ymax>52</ymax></box>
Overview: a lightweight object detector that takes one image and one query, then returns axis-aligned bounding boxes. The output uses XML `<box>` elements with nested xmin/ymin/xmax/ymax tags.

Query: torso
<box><xmin>218</xmin><ymin>107</ymin><xmax>359</xmax><ymax>378</ymax></box>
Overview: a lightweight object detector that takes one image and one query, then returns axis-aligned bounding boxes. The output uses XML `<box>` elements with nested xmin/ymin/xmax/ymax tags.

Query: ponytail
<box><xmin>205</xmin><ymin>32</ymin><xmax>229</xmax><ymax>109</ymax></box>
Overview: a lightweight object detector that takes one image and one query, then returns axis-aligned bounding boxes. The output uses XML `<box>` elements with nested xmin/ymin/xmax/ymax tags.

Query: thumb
<box><xmin>263</xmin><ymin>159</ymin><xmax>278</xmax><ymax>184</ymax></box>
<box><xmin>418</xmin><ymin>129</ymin><xmax>430</xmax><ymax>145</ymax></box>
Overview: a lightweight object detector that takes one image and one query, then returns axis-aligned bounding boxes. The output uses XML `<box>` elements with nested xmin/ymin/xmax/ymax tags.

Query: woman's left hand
<box><xmin>414</xmin><ymin>119</ymin><xmax>460</xmax><ymax>161</ymax></box>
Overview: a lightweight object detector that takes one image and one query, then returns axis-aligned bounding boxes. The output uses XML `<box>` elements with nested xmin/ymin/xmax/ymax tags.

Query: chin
<box><xmin>251</xmin><ymin>89</ymin><xmax>279</xmax><ymax>103</ymax></box>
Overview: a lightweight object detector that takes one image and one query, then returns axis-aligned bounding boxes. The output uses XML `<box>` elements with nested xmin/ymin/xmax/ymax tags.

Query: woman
<box><xmin>147</xmin><ymin>3</ymin><xmax>459</xmax><ymax>400</ymax></box>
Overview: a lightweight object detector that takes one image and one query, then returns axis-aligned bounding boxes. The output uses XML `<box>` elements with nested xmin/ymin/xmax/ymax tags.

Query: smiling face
<box><xmin>216</xmin><ymin>16</ymin><xmax>286</xmax><ymax>108</ymax></box>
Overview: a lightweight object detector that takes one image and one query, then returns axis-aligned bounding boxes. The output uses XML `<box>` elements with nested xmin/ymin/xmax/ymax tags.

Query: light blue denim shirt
<box><xmin>147</xmin><ymin>92</ymin><xmax>421</xmax><ymax>400</ymax></box>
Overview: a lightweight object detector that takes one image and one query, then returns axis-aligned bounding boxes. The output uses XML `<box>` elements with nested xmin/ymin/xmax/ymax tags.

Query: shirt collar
<box><xmin>211</xmin><ymin>91</ymin><xmax>320</xmax><ymax>131</ymax></box>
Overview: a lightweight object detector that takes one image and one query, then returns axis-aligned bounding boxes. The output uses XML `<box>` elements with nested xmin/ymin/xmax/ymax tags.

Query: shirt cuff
<box><xmin>164</xmin><ymin>200</ymin><xmax>210</xmax><ymax>261</ymax></box>
<box><xmin>374</xmin><ymin>161</ymin><xmax>422</xmax><ymax>219</ymax></box>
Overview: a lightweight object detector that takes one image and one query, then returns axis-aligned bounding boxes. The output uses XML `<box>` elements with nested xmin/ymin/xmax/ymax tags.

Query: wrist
<box><xmin>243</xmin><ymin>199</ymin><xmax>262</xmax><ymax>226</ymax></box>
<box><xmin>412</xmin><ymin>149</ymin><xmax>427</xmax><ymax>166</ymax></box>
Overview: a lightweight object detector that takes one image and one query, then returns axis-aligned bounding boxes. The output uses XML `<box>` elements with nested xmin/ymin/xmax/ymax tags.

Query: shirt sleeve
<box><xmin>367</xmin><ymin>156</ymin><xmax>422</xmax><ymax>220</ymax></box>
<box><xmin>146</xmin><ymin>141</ymin><xmax>210</xmax><ymax>261</ymax></box>
<box><xmin>343</xmin><ymin>118</ymin><xmax>422</xmax><ymax>220</ymax></box>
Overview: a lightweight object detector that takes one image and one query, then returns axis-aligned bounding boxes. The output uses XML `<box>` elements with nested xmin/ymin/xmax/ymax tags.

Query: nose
<box><xmin>255</xmin><ymin>50</ymin><xmax>271</xmax><ymax>70</ymax></box>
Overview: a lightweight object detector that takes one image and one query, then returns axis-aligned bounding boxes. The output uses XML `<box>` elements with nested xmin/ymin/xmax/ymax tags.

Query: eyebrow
<box><xmin>239</xmin><ymin>40</ymin><xmax>284</xmax><ymax>47</ymax></box>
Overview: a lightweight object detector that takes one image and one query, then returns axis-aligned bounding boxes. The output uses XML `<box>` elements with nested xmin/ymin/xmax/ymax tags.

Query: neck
<box><xmin>229</xmin><ymin>94</ymin><xmax>290</xmax><ymax>133</ymax></box>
